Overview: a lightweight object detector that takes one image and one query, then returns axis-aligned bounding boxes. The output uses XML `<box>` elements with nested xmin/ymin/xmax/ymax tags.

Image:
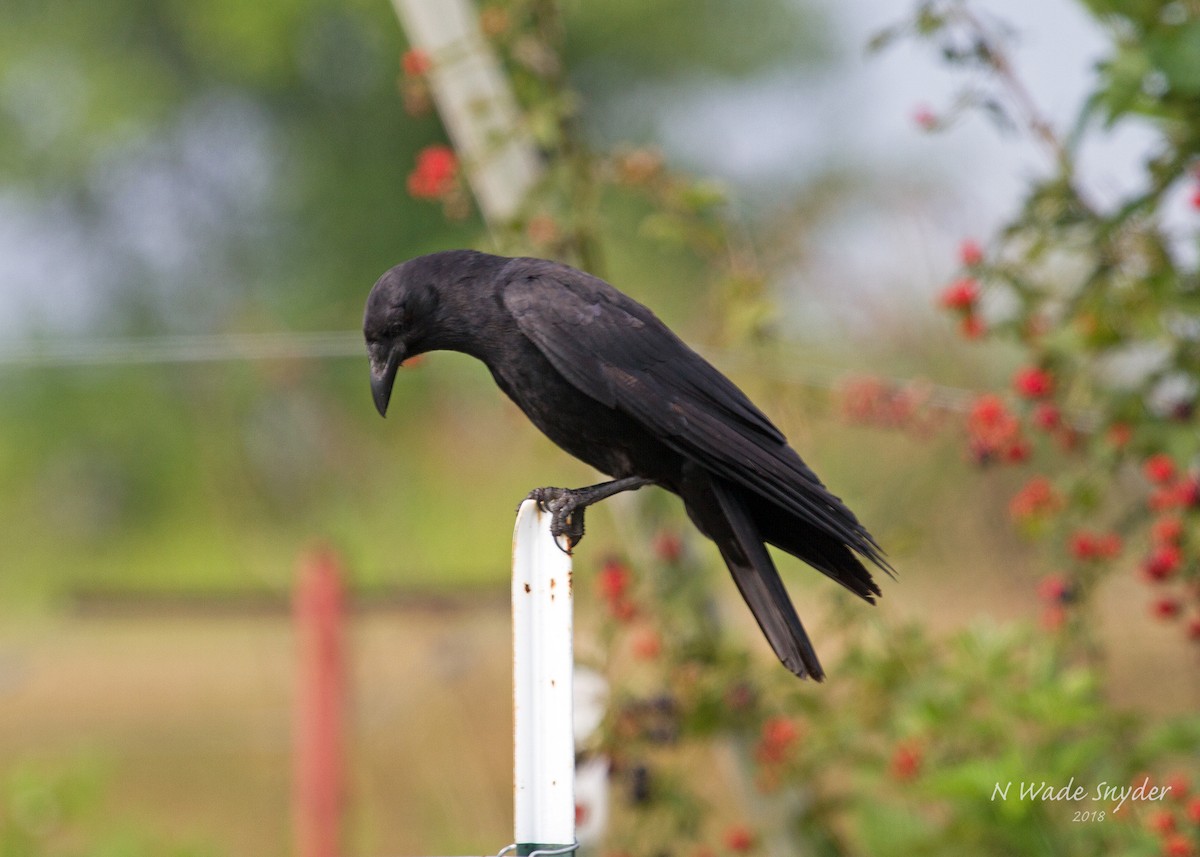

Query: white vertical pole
<box><xmin>512</xmin><ymin>500</ymin><xmax>575</xmax><ymax>855</ymax></box>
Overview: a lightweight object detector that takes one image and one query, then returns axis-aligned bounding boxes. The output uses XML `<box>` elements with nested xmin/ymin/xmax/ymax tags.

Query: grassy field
<box><xmin>0</xmin><ymin>523</ymin><xmax>1195</xmax><ymax>856</ymax></box>
<box><xmin>0</xmin><ymin>603</ymin><xmax>513</xmax><ymax>857</ymax></box>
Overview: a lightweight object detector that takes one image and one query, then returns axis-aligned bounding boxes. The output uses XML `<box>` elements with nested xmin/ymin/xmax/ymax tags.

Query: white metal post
<box><xmin>511</xmin><ymin>500</ymin><xmax>575</xmax><ymax>855</ymax></box>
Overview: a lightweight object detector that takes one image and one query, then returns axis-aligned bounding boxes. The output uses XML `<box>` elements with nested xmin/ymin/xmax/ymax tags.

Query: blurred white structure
<box><xmin>390</xmin><ymin>0</ymin><xmax>542</xmax><ymax>225</ymax></box>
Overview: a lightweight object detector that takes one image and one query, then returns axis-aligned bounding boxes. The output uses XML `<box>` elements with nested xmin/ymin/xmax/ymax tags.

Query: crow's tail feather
<box><xmin>751</xmin><ymin>495</ymin><xmax>884</xmax><ymax>604</ymax></box>
<box><xmin>683</xmin><ymin>467</ymin><xmax>823</xmax><ymax>680</ymax></box>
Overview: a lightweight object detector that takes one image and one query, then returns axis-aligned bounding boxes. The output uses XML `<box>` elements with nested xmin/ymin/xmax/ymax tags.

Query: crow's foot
<box><xmin>525</xmin><ymin>486</ymin><xmax>587</xmax><ymax>553</ymax></box>
<box><xmin>523</xmin><ymin>476</ymin><xmax>654</xmax><ymax>555</ymax></box>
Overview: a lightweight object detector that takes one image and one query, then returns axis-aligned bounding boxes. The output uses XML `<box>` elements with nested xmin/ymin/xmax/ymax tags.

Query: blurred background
<box><xmin>0</xmin><ymin>0</ymin><xmax>1196</xmax><ymax>855</ymax></box>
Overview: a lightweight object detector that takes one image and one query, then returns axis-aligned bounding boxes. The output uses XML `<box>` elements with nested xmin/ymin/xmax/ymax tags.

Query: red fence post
<box><xmin>293</xmin><ymin>547</ymin><xmax>346</xmax><ymax>857</ymax></box>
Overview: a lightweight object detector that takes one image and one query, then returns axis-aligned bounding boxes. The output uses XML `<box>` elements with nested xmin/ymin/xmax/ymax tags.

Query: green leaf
<box><xmin>1146</xmin><ymin>20</ymin><xmax>1200</xmax><ymax>95</ymax></box>
<box><xmin>853</xmin><ymin>801</ymin><xmax>937</xmax><ymax>857</ymax></box>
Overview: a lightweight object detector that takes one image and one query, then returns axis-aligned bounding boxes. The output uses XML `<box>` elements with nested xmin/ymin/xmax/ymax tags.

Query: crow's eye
<box><xmin>385</xmin><ymin>303</ymin><xmax>409</xmax><ymax>337</ymax></box>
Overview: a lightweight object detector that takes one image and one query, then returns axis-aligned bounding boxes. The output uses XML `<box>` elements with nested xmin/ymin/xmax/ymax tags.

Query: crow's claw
<box><xmin>526</xmin><ymin>486</ymin><xmax>586</xmax><ymax>554</ymax></box>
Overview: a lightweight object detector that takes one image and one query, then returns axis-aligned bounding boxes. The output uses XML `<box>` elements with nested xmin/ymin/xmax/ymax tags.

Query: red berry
<box><xmin>1162</xmin><ymin>833</ymin><xmax>1193</xmax><ymax>857</ymax></box>
<box><xmin>402</xmin><ymin>48</ymin><xmax>432</xmax><ymax>77</ymax></box>
<box><xmin>1186</xmin><ymin>795</ymin><xmax>1200</xmax><ymax>823</ymax></box>
<box><xmin>1143</xmin><ymin>545</ymin><xmax>1183</xmax><ymax>582</ymax></box>
<box><xmin>1164</xmin><ymin>773</ymin><xmax>1190</xmax><ymax>802</ymax></box>
<box><xmin>969</xmin><ymin>394</ymin><xmax>1008</xmax><ymax>426</ymax></box>
<box><xmin>1107</xmin><ymin>422</ymin><xmax>1133</xmax><ymax>447</ymax></box>
<box><xmin>1148</xmin><ymin>809</ymin><xmax>1177</xmax><ymax>834</ymax></box>
<box><xmin>959</xmin><ymin>239</ymin><xmax>984</xmax><ymax>267</ymax></box>
<box><xmin>967</xmin><ymin>394</ymin><xmax>1021</xmax><ymax>458</ymax></box>
<box><xmin>762</xmin><ymin>716</ymin><xmax>798</xmax><ymax>747</ymax></box>
<box><xmin>406</xmin><ymin>145</ymin><xmax>458</xmax><ymax>200</ymax></box>
<box><xmin>1178</xmin><ymin>477</ymin><xmax>1200</xmax><ymax>508</ymax></box>
<box><xmin>1009</xmin><ymin>476</ymin><xmax>1060</xmax><ymax>521</ymax></box>
<box><xmin>1037</xmin><ymin>575</ymin><xmax>1071</xmax><ymax>602</ymax></box>
<box><xmin>1095</xmin><ymin>532</ymin><xmax>1122</xmax><ymax>559</ymax></box>
<box><xmin>1145</xmin><ymin>454</ymin><xmax>1177</xmax><ymax>484</ymax></box>
<box><xmin>1152</xmin><ymin>517</ymin><xmax>1184</xmax><ymax>544</ymax></box>
<box><xmin>630</xmin><ymin>627</ymin><xmax>662</xmax><ymax>660</ymax></box>
<box><xmin>1070</xmin><ymin>532</ymin><xmax>1096</xmax><ymax>560</ymax></box>
<box><xmin>653</xmin><ymin>530</ymin><xmax>683</xmax><ymax>563</ymax></box>
<box><xmin>756</xmin><ymin>716</ymin><xmax>800</xmax><ymax>763</ymax></box>
<box><xmin>938</xmin><ymin>278</ymin><xmax>979</xmax><ymax>310</ymax></box>
<box><xmin>960</xmin><ymin>313</ymin><xmax>986</xmax><ymax>339</ymax></box>
<box><xmin>1004</xmin><ymin>439</ymin><xmax>1032</xmax><ymax>463</ymax></box>
<box><xmin>610</xmin><ymin>598</ymin><xmax>636</xmax><ymax>623</ymax></box>
<box><xmin>597</xmin><ymin>559</ymin><xmax>631</xmax><ymax>602</ymax></box>
<box><xmin>1032</xmin><ymin>403</ymin><xmax>1061</xmax><ymax>430</ymax></box>
<box><xmin>723</xmin><ymin>825</ymin><xmax>756</xmax><ymax>853</ymax></box>
<box><xmin>912</xmin><ymin>105</ymin><xmax>937</xmax><ymax>130</ymax></box>
<box><xmin>890</xmin><ymin>740</ymin><xmax>923</xmax><ymax>781</ymax></box>
<box><xmin>1152</xmin><ymin>597</ymin><xmax>1182</xmax><ymax>620</ymax></box>
<box><xmin>1071</xmin><ymin>531</ymin><xmax>1121</xmax><ymax>560</ymax></box>
<box><xmin>1013</xmin><ymin>366</ymin><xmax>1054</xmax><ymax>399</ymax></box>
<box><xmin>1041</xmin><ymin>604</ymin><xmax>1067</xmax><ymax>631</ymax></box>
<box><xmin>1187</xmin><ymin>617</ymin><xmax>1200</xmax><ymax>641</ymax></box>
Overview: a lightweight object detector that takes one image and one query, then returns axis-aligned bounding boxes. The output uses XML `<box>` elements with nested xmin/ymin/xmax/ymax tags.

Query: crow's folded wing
<box><xmin>501</xmin><ymin>265</ymin><xmax>890</xmax><ymax>572</ymax></box>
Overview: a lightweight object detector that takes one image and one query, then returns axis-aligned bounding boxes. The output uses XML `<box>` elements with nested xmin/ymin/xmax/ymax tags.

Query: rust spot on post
<box><xmin>524</xmin><ymin>583</ymin><xmax>531</xmax><ymax>593</ymax></box>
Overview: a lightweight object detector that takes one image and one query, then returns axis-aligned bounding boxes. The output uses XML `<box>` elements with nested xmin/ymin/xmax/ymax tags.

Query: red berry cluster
<box><xmin>912</xmin><ymin>104</ymin><xmax>938</xmax><ymax>131</ymax></box>
<box><xmin>1140</xmin><ymin>773</ymin><xmax>1200</xmax><ymax>857</ymax></box>
<box><xmin>1009</xmin><ymin>475</ymin><xmax>1061</xmax><ymax>522</ymax></box>
<box><xmin>722</xmin><ymin>825</ymin><xmax>757</xmax><ymax>853</ymax></box>
<box><xmin>890</xmin><ymin>739</ymin><xmax>923</xmax><ymax>782</ymax></box>
<box><xmin>838</xmin><ymin>375</ymin><xmax>936</xmax><ymax>436</ymax></box>
<box><xmin>937</xmin><ymin>239</ymin><xmax>988</xmax><ymax>337</ymax></box>
<box><xmin>597</xmin><ymin>557</ymin><xmax>636</xmax><ymax>622</ymax></box>
<box><xmin>629</xmin><ymin>626</ymin><xmax>662</xmax><ymax>660</ymax></box>
<box><xmin>1135</xmin><ymin>454</ymin><xmax>1200</xmax><ymax>637</ymax></box>
<box><xmin>939</xmin><ymin>279</ymin><xmax>985</xmax><ymax>339</ymax></box>
<box><xmin>937</xmin><ymin>238</ymin><xmax>1200</xmax><ymax>648</ymax></box>
<box><xmin>753</xmin><ymin>715</ymin><xmax>801</xmax><ymax>792</ymax></box>
<box><xmin>961</xmin><ymin>367</ymin><xmax>1076</xmax><ymax>467</ymax></box>
<box><xmin>755</xmin><ymin>716</ymin><xmax>800</xmax><ymax>765</ymax></box>
<box><xmin>1037</xmin><ymin>574</ymin><xmax>1074</xmax><ymax>630</ymax></box>
<box><xmin>406</xmin><ymin>145</ymin><xmax>459</xmax><ymax>200</ymax></box>
<box><xmin>1069</xmin><ymin>530</ymin><xmax>1122</xmax><ymax>562</ymax></box>
<box><xmin>966</xmin><ymin>394</ymin><xmax>1027</xmax><ymax>464</ymax></box>
<box><xmin>399</xmin><ymin>49</ymin><xmax>433</xmax><ymax>116</ymax></box>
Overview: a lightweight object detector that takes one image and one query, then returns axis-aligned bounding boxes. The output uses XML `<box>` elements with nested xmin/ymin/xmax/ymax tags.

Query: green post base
<box><xmin>517</xmin><ymin>842</ymin><xmax>574</xmax><ymax>856</ymax></box>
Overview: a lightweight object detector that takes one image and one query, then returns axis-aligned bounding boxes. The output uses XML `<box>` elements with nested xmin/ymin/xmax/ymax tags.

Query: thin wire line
<box><xmin>0</xmin><ymin>331</ymin><xmax>366</xmax><ymax>368</ymax></box>
<box><xmin>0</xmin><ymin>329</ymin><xmax>982</xmax><ymax>416</ymax></box>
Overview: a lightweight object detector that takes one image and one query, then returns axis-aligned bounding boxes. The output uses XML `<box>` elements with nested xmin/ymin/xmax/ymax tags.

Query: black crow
<box><xmin>364</xmin><ymin>250</ymin><xmax>891</xmax><ymax>679</ymax></box>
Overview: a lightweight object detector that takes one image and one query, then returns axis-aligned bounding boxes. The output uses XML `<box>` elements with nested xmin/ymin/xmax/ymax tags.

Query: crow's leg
<box><xmin>526</xmin><ymin>476</ymin><xmax>653</xmax><ymax>552</ymax></box>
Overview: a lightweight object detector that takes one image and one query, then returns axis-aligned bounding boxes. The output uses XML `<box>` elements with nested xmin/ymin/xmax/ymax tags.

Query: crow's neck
<box><xmin>425</xmin><ymin>255</ymin><xmax>514</xmax><ymax>364</ymax></box>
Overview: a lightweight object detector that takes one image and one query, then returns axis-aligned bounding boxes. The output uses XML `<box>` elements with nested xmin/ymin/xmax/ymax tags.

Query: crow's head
<box><xmin>363</xmin><ymin>259</ymin><xmax>439</xmax><ymax>417</ymax></box>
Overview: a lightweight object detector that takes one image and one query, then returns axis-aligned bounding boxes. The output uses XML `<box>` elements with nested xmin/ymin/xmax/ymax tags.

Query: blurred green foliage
<box><xmin>593</xmin><ymin>541</ymin><xmax>1200</xmax><ymax>856</ymax></box>
<box><xmin>1</xmin><ymin>760</ymin><xmax>215</xmax><ymax>857</ymax></box>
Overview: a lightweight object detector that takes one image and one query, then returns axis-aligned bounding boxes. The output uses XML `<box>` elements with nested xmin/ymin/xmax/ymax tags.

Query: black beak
<box><xmin>368</xmin><ymin>341</ymin><xmax>404</xmax><ymax>417</ymax></box>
